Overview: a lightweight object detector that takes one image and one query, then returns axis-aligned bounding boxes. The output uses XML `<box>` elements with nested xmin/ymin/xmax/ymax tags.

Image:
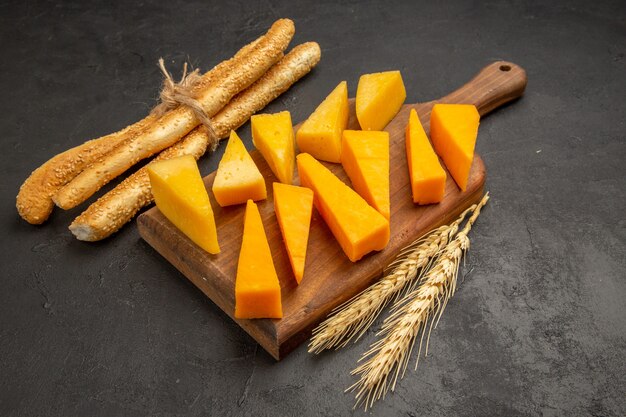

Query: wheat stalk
<box><xmin>308</xmin><ymin>207</ymin><xmax>474</xmax><ymax>354</ymax></box>
<box><xmin>348</xmin><ymin>193</ymin><xmax>489</xmax><ymax>410</ymax></box>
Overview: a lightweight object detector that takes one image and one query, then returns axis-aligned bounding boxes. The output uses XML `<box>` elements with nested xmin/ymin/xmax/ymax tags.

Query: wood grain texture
<box><xmin>138</xmin><ymin>61</ymin><xmax>527</xmax><ymax>360</ymax></box>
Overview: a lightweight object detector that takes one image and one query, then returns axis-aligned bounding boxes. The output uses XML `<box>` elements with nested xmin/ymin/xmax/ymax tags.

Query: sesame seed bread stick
<box><xmin>16</xmin><ymin>32</ymin><xmax>263</xmax><ymax>224</ymax></box>
<box><xmin>54</xmin><ymin>18</ymin><xmax>295</xmax><ymax>210</ymax></box>
<box><xmin>70</xmin><ymin>42</ymin><xmax>321</xmax><ymax>241</ymax></box>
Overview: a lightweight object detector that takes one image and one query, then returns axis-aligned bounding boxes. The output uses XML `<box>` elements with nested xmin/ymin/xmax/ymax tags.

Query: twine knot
<box><xmin>151</xmin><ymin>58</ymin><xmax>218</xmax><ymax>147</ymax></box>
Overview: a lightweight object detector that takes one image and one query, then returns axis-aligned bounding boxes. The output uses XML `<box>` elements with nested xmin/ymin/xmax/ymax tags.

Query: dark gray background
<box><xmin>1</xmin><ymin>0</ymin><xmax>624</xmax><ymax>416</ymax></box>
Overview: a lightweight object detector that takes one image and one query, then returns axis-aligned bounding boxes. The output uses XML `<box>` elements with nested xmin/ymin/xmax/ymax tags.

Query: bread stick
<box><xmin>15</xmin><ymin>32</ymin><xmax>262</xmax><ymax>224</ymax></box>
<box><xmin>69</xmin><ymin>42</ymin><xmax>321</xmax><ymax>241</ymax></box>
<box><xmin>54</xmin><ymin>19</ymin><xmax>295</xmax><ymax>210</ymax></box>
<box><xmin>15</xmin><ymin>115</ymin><xmax>155</xmax><ymax>224</ymax></box>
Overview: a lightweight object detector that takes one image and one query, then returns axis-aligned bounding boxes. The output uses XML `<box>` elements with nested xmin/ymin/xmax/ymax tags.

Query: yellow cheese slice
<box><xmin>251</xmin><ymin>111</ymin><xmax>295</xmax><ymax>185</ymax></box>
<box><xmin>273</xmin><ymin>182</ymin><xmax>313</xmax><ymax>283</ymax></box>
<box><xmin>405</xmin><ymin>109</ymin><xmax>446</xmax><ymax>204</ymax></box>
<box><xmin>297</xmin><ymin>153</ymin><xmax>389</xmax><ymax>262</ymax></box>
<box><xmin>356</xmin><ymin>70</ymin><xmax>406</xmax><ymax>131</ymax></box>
<box><xmin>296</xmin><ymin>81</ymin><xmax>349</xmax><ymax>163</ymax></box>
<box><xmin>147</xmin><ymin>155</ymin><xmax>220</xmax><ymax>254</ymax></box>
<box><xmin>212</xmin><ymin>131</ymin><xmax>267</xmax><ymax>207</ymax></box>
<box><xmin>341</xmin><ymin>130</ymin><xmax>390</xmax><ymax>220</ymax></box>
<box><xmin>430</xmin><ymin>104</ymin><xmax>480</xmax><ymax>191</ymax></box>
<box><xmin>235</xmin><ymin>200</ymin><xmax>282</xmax><ymax>319</ymax></box>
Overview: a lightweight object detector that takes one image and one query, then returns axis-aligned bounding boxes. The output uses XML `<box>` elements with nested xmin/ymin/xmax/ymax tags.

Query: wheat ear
<box><xmin>308</xmin><ymin>207</ymin><xmax>474</xmax><ymax>354</ymax></box>
<box><xmin>348</xmin><ymin>193</ymin><xmax>489</xmax><ymax>410</ymax></box>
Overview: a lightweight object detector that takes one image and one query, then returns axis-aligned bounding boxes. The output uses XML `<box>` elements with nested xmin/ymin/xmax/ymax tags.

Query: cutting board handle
<box><xmin>439</xmin><ymin>61</ymin><xmax>527</xmax><ymax>116</ymax></box>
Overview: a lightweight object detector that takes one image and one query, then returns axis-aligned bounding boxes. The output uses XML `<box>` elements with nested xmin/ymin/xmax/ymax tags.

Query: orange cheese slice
<box><xmin>430</xmin><ymin>104</ymin><xmax>480</xmax><ymax>192</ymax></box>
<box><xmin>212</xmin><ymin>131</ymin><xmax>267</xmax><ymax>207</ymax></box>
<box><xmin>147</xmin><ymin>155</ymin><xmax>220</xmax><ymax>254</ymax></box>
<box><xmin>356</xmin><ymin>70</ymin><xmax>406</xmax><ymax>131</ymax></box>
<box><xmin>341</xmin><ymin>130</ymin><xmax>390</xmax><ymax>220</ymax></box>
<box><xmin>405</xmin><ymin>109</ymin><xmax>446</xmax><ymax>204</ymax></box>
<box><xmin>235</xmin><ymin>200</ymin><xmax>282</xmax><ymax>319</ymax></box>
<box><xmin>251</xmin><ymin>111</ymin><xmax>295</xmax><ymax>185</ymax></box>
<box><xmin>296</xmin><ymin>81</ymin><xmax>349</xmax><ymax>163</ymax></box>
<box><xmin>297</xmin><ymin>153</ymin><xmax>389</xmax><ymax>262</ymax></box>
<box><xmin>273</xmin><ymin>183</ymin><xmax>313</xmax><ymax>284</ymax></box>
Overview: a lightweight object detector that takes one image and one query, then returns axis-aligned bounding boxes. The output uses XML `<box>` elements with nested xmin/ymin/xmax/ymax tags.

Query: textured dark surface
<box><xmin>1</xmin><ymin>0</ymin><xmax>625</xmax><ymax>415</ymax></box>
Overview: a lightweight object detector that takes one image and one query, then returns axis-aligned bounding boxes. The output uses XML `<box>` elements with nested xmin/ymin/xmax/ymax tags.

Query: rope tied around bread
<box><xmin>151</xmin><ymin>58</ymin><xmax>219</xmax><ymax>151</ymax></box>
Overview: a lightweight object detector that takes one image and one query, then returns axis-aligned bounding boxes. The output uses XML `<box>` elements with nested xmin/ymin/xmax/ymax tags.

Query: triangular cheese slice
<box><xmin>147</xmin><ymin>155</ymin><xmax>220</xmax><ymax>254</ymax></box>
<box><xmin>273</xmin><ymin>183</ymin><xmax>313</xmax><ymax>283</ymax></box>
<box><xmin>297</xmin><ymin>153</ymin><xmax>389</xmax><ymax>262</ymax></box>
<box><xmin>212</xmin><ymin>131</ymin><xmax>267</xmax><ymax>207</ymax></box>
<box><xmin>235</xmin><ymin>200</ymin><xmax>282</xmax><ymax>319</ymax></box>
<box><xmin>356</xmin><ymin>70</ymin><xmax>406</xmax><ymax>131</ymax></box>
<box><xmin>341</xmin><ymin>130</ymin><xmax>390</xmax><ymax>220</ymax></box>
<box><xmin>430</xmin><ymin>104</ymin><xmax>480</xmax><ymax>191</ymax></box>
<box><xmin>405</xmin><ymin>109</ymin><xmax>446</xmax><ymax>204</ymax></box>
<box><xmin>251</xmin><ymin>111</ymin><xmax>295</xmax><ymax>184</ymax></box>
<box><xmin>296</xmin><ymin>81</ymin><xmax>349</xmax><ymax>163</ymax></box>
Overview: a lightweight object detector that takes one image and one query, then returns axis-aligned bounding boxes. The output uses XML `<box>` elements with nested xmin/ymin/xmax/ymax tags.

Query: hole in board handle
<box><xmin>499</xmin><ymin>64</ymin><xmax>511</xmax><ymax>72</ymax></box>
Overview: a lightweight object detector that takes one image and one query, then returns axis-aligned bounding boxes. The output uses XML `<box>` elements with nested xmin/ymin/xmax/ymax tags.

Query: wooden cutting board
<box><xmin>138</xmin><ymin>61</ymin><xmax>527</xmax><ymax>360</ymax></box>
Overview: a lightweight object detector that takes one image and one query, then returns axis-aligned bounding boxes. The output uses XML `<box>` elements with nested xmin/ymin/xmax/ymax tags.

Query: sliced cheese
<box><xmin>273</xmin><ymin>183</ymin><xmax>313</xmax><ymax>284</ymax></box>
<box><xmin>430</xmin><ymin>104</ymin><xmax>480</xmax><ymax>192</ymax></box>
<box><xmin>212</xmin><ymin>131</ymin><xmax>267</xmax><ymax>207</ymax></box>
<box><xmin>296</xmin><ymin>81</ymin><xmax>349</xmax><ymax>163</ymax></box>
<box><xmin>356</xmin><ymin>70</ymin><xmax>406</xmax><ymax>131</ymax></box>
<box><xmin>296</xmin><ymin>153</ymin><xmax>389</xmax><ymax>262</ymax></box>
<box><xmin>235</xmin><ymin>200</ymin><xmax>282</xmax><ymax>319</ymax></box>
<box><xmin>341</xmin><ymin>130</ymin><xmax>390</xmax><ymax>220</ymax></box>
<box><xmin>147</xmin><ymin>155</ymin><xmax>220</xmax><ymax>254</ymax></box>
<box><xmin>251</xmin><ymin>111</ymin><xmax>295</xmax><ymax>185</ymax></box>
<box><xmin>405</xmin><ymin>109</ymin><xmax>446</xmax><ymax>204</ymax></box>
